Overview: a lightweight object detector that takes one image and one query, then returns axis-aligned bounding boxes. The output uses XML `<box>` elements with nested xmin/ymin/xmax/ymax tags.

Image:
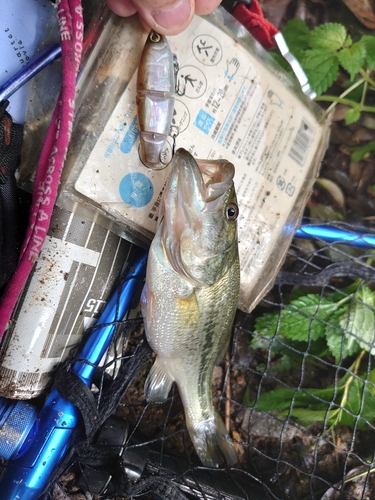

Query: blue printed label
<box><xmin>119</xmin><ymin>173</ymin><xmax>154</xmax><ymax>208</ymax></box>
<box><xmin>218</xmin><ymin>86</ymin><xmax>247</xmax><ymax>145</ymax></box>
<box><xmin>194</xmin><ymin>109</ymin><xmax>215</xmax><ymax>135</ymax></box>
<box><xmin>104</xmin><ymin>123</ymin><xmax>125</xmax><ymax>158</ymax></box>
<box><xmin>120</xmin><ymin>116</ymin><xmax>140</xmax><ymax>153</ymax></box>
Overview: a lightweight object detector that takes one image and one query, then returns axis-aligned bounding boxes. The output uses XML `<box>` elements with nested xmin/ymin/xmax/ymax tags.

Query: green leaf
<box><xmin>250</xmin><ymin>386</ymin><xmax>334</xmax><ymax>413</ymax></box>
<box><xmin>361</xmin><ymin>35</ymin><xmax>375</xmax><ymax>70</ymax></box>
<box><xmin>308</xmin><ymin>203</ymin><xmax>344</xmax><ymax>221</ymax></box>
<box><xmin>254</xmin><ymin>285</ymin><xmax>375</xmax><ymax>364</ymax></box>
<box><xmin>338</xmin><ymin>41</ymin><xmax>366</xmax><ymax>79</ymax></box>
<box><xmin>309</xmin><ymin>23</ymin><xmax>347</xmax><ymax>53</ymax></box>
<box><xmin>346</xmin><ymin>287</ymin><xmax>375</xmax><ymax>354</ymax></box>
<box><xmin>357</xmin><ymin>386</ymin><xmax>375</xmax><ymax>429</ymax></box>
<box><xmin>250</xmin><ymin>388</ymin><xmax>295</xmax><ymax>411</ymax></box>
<box><xmin>342</xmin><ymin>80</ymin><xmax>365</xmax><ymax>102</ymax></box>
<box><xmin>324</xmin><ymin>286</ymin><xmax>375</xmax><ymax>362</ymax></box>
<box><xmin>282</xmin><ymin>18</ymin><xmax>310</xmax><ymax>54</ymax></box>
<box><xmin>325</xmin><ymin>307</ymin><xmax>361</xmax><ymax>363</ymax></box>
<box><xmin>247</xmin><ymin>364</ymin><xmax>375</xmax><ymax>430</ymax></box>
<box><xmin>269</xmin><ymin>51</ymin><xmax>289</xmax><ymax>71</ymax></box>
<box><xmin>350</xmin><ymin>140</ymin><xmax>375</xmax><ymax>161</ymax></box>
<box><xmin>347</xmin><ymin>377</ymin><xmax>363</xmax><ymax>415</ymax></box>
<box><xmin>325</xmin><ymin>285</ymin><xmax>355</xmax><ymax>303</ymax></box>
<box><xmin>250</xmin><ymin>332</ymin><xmax>303</xmax><ymax>359</ymax></box>
<box><xmin>368</xmin><ymin>367</ymin><xmax>375</xmax><ymax>391</ymax></box>
<box><xmin>343</xmin><ymin>34</ymin><xmax>353</xmax><ymax>49</ymax></box>
<box><xmin>345</xmin><ymin>107</ymin><xmax>361</xmax><ymax>125</ymax></box>
<box><xmin>254</xmin><ymin>311</ymin><xmax>280</xmax><ymax>337</ymax></box>
<box><xmin>276</xmin><ymin>294</ymin><xmax>343</xmax><ymax>342</ymax></box>
<box><xmin>302</xmin><ymin>50</ymin><xmax>339</xmax><ymax>95</ymax></box>
<box><xmin>328</xmin><ymin>370</ymin><xmax>375</xmax><ymax>428</ymax></box>
<box><xmin>281</xmin><ymin>408</ymin><xmax>329</xmax><ymax>427</ymax></box>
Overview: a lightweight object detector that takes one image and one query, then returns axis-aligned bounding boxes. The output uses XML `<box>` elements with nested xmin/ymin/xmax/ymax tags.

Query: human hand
<box><xmin>106</xmin><ymin>0</ymin><xmax>221</xmax><ymax>36</ymax></box>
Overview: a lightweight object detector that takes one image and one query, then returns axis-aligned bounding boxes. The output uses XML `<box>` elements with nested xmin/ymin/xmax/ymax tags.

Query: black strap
<box><xmin>54</xmin><ymin>367</ymin><xmax>101</xmax><ymax>438</ymax></box>
<box><xmin>0</xmin><ymin>103</ymin><xmax>23</xmax><ymax>291</ymax></box>
<box><xmin>54</xmin><ymin>334</ymin><xmax>152</xmax><ymax>440</ymax></box>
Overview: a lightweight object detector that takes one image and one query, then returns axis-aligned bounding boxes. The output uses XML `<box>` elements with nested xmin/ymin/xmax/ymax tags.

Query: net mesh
<box><xmin>48</xmin><ymin>219</ymin><xmax>375</xmax><ymax>500</ymax></box>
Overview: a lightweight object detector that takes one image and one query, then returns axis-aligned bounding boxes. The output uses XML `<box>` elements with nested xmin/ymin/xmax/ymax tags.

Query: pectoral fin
<box><xmin>145</xmin><ymin>357</ymin><xmax>174</xmax><ymax>402</ymax></box>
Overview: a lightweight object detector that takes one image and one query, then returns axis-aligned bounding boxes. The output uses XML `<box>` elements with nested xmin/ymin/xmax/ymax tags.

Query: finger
<box><xmin>194</xmin><ymin>0</ymin><xmax>221</xmax><ymax>15</ymax></box>
<box><xmin>107</xmin><ymin>0</ymin><xmax>138</xmax><ymax>17</ymax></box>
<box><xmin>140</xmin><ymin>0</ymin><xmax>194</xmax><ymax>36</ymax></box>
<box><xmin>110</xmin><ymin>0</ymin><xmax>195</xmax><ymax>36</ymax></box>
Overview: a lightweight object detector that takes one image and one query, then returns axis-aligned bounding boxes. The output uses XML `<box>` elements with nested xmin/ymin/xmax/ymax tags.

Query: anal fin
<box><xmin>145</xmin><ymin>357</ymin><xmax>173</xmax><ymax>403</ymax></box>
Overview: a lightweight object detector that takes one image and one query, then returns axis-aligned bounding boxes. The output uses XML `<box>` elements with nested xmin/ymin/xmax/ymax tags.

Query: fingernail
<box><xmin>152</xmin><ymin>0</ymin><xmax>192</xmax><ymax>29</ymax></box>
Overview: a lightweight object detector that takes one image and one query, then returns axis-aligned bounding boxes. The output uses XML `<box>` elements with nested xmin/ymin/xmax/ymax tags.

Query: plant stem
<box><xmin>359</xmin><ymin>69</ymin><xmax>375</xmax><ymax>89</ymax></box>
<box><xmin>340</xmin><ymin>351</ymin><xmax>366</xmax><ymax>411</ymax></box>
<box><xmin>329</xmin><ymin>351</ymin><xmax>366</xmax><ymax>431</ymax></box>
<box><xmin>336</xmin><ymin>294</ymin><xmax>354</xmax><ymax>308</ymax></box>
<box><xmin>316</xmin><ymin>95</ymin><xmax>375</xmax><ymax>113</ymax></box>
<box><xmin>325</xmin><ymin>78</ymin><xmax>365</xmax><ymax>114</ymax></box>
<box><xmin>365</xmin><ymin>251</ymin><xmax>375</xmax><ymax>267</ymax></box>
<box><xmin>353</xmin><ymin>350</ymin><xmax>366</xmax><ymax>375</ymax></box>
<box><xmin>361</xmin><ymin>80</ymin><xmax>368</xmax><ymax>108</ymax></box>
<box><xmin>344</xmin><ymin>467</ymin><xmax>375</xmax><ymax>485</ymax></box>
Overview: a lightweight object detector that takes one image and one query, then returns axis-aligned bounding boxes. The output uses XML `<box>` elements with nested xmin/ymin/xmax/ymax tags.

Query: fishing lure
<box><xmin>137</xmin><ymin>31</ymin><xmax>177</xmax><ymax>169</ymax></box>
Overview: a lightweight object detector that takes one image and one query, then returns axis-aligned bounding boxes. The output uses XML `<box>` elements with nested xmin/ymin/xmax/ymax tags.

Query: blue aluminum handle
<box><xmin>0</xmin><ymin>43</ymin><xmax>62</xmax><ymax>104</ymax></box>
<box><xmin>0</xmin><ymin>249</ymin><xmax>147</xmax><ymax>499</ymax></box>
<box><xmin>296</xmin><ymin>225</ymin><xmax>375</xmax><ymax>249</ymax></box>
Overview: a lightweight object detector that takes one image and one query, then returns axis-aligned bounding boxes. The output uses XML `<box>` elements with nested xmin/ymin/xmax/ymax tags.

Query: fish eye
<box><xmin>226</xmin><ymin>202</ymin><xmax>239</xmax><ymax>221</ymax></box>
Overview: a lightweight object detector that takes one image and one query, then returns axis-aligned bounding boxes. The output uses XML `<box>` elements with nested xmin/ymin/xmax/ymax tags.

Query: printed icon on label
<box><xmin>170</xmin><ymin>100</ymin><xmax>190</xmax><ymax>137</ymax></box>
<box><xmin>194</xmin><ymin>109</ymin><xmax>215</xmax><ymax>135</ymax></box>
<box><xmin>119</xmin><ymin>172</ymin><xmax>154</xmax><ymax>207</ymax></box>
<box><xmin>224</xmin><ymin>58</ymin><xmax>240</xmax><ymax>82</ymax></box>
<box><xmin>176</xmin><ymin>66</ymin><xmax>207</xmax><ymax>99</ymax></box>
<box><xmin>276</xmin><ymin>176</ymin><xmax>285</xmax><ymax>190</ymax></box>
<box><xmin>286</xmin><ymin>183</ymin><xmax>295</xmax><ymax>197</ymax></box>
<box><xmin>267</xmin><ymin>90</ymin><xmax>283</xmax><ymax>108</ymax></box>
<box><xmin>192</xmin><ymin>35</ymin><xmax>222</xmax><ymax>66</ymax></box>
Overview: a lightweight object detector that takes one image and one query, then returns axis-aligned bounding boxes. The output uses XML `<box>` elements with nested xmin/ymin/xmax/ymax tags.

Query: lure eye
<box><xmin>226</xmin><ymin>203</ymin><xmax>239</xmax><ymax>221</ymax></box>
<box><xmin>150</xmin><ymin>31</ymin><xmax>161</xmax><ymax>43</ymax></box>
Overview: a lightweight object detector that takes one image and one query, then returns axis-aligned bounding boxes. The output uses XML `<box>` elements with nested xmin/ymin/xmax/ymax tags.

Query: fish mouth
<box><xmin>198</xmin><ymin>158</ymin><xmax>235</xmax><ymax>204</ymax></box>
<box><xmin>168</xmin><ymin>148</ymin><xmax>234</xmax><ymax>204</ymax></box>
<box><xmin>162</xmin><ymin>148</ymin><xmax>235</xmax><ymax>231</ymax></box>
<box><xmin>160</xmin><ymin>148</ymin><xmax>235</xmax><ymax>285</ymax></box>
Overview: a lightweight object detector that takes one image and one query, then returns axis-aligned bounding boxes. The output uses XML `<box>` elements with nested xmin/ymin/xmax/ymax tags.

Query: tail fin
<box><xmin>187</xmin><ymin>411</ymin><xmax>237</xmax><ymax>468</ymax></box>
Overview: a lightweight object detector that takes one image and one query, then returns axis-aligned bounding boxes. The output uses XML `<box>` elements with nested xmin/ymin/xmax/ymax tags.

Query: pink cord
<box><xmin>0</xmin><ymin>0</ymin><xmax>83</xmax><ymax>336</ymax></box>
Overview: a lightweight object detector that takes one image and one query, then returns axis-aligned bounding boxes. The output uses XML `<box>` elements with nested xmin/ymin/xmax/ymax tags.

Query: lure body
<box><xmin>137</xmin><ymin>31</ymin><xmax>176</xmax><ymax>169</ymax></box>
<box><xmin>141</xmin><ymin>148</ymin><xmax>240</xmax><ymax>467</ymax></box>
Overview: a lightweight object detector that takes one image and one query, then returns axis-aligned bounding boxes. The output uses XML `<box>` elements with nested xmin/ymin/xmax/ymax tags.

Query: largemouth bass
<box><xmin>141</xmin><ymin>148</ymin><xmax>240</xmax><ymax>467</ymax></box>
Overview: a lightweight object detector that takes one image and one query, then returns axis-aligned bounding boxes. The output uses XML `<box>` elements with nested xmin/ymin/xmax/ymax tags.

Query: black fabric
<box><xmin>53</xmin><ymin>329</ymin><xmax>152</xmax><ymax>440</ymax></box>
<box><xmin>43</xmin><ymin>335</ymin><xmax>156</xmax><ymax>498</ymax></box>
<box><xmin>0</xmin><ymin>103</ymin><xmax>23</xmax><ymax>290</ymax></box>
<box><xmin>117</xmin><ymin>473</ymin><xmax>190</xmax><ymax>499</ymax></box>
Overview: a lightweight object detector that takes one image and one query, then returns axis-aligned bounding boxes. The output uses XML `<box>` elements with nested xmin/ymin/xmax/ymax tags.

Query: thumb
<box><xmin>125</xmin><ymin>0</ymin><xmax>194</xmax><ymax>36</ymax></box>
<box><xmin>135</xmin><ymin>0</ymin><xmax>194</xmax><ymax>35</ymax></box>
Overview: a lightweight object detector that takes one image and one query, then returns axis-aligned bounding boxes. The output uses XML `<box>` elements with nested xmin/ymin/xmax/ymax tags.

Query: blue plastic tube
<box><xmin>296</xmin><ymin>225</ymin><xmax>375</xmax><ymax>249</ymax></box>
